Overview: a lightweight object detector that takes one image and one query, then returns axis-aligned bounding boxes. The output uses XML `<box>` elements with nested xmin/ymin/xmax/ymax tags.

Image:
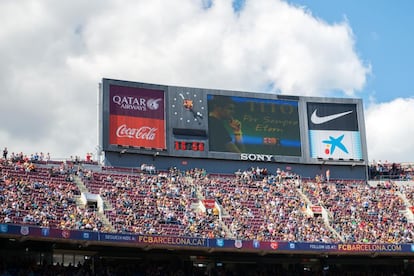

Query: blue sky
<box><xmin>0</xmin><ymin>0</ymin><xmax>413</xmax><ymax>163</ymax></box>
<box><xmin>287</xmin><ymin>0</ymin><xmax>414</xmax><ymax>104</ymax></box>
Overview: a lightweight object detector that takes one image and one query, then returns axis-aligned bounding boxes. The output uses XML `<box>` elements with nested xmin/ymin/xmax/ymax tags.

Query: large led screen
<box><xmin>109</xmin><ymin>84</ymin><xmax>166</xmax><ymax>149</ymax></box>
<box><xmin>207</xmin><ymin>95</ymin><xmax>301</xmax><ymax>156</ymax></box>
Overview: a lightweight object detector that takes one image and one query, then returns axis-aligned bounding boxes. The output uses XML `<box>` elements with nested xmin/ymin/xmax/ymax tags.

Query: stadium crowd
<box><xmin>1</xmin><ymin>150</ymin><xmax>414</xmax><ymax>244</ymax></box>
<box><xmin>3</xmin><ymin>151</ymin><xmax>414</xmax><ymax>275</ymax></box>
<box><xmin>197</xmin><ymin>169</ymin><xmax>338</xmax><ymax>242</ymax></box>
<box><xmin>0</xmin><ymin>152</ymin><xmax>106</xmax><ymax>232</ymax></box>
<box><xmin>300</xmin><ymin>179</ymin><xmax>413</xmax><ymax>244</ymax></box>
<box><xmin>369</xmin><ymin>160</ymin><xmax>413</xmax><ymax>180</ymax></box>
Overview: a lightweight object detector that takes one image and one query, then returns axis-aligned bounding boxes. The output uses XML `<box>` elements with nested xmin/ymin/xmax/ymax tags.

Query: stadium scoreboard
<box><xmin>99</xmin><ymin>78</ymin><xmax>368</xmax><ymax>166</ymax></box>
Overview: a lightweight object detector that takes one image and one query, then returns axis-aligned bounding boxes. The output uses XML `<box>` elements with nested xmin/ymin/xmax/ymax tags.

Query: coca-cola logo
<box><xmin>116</xmin><ymin>124</ymin><xmax>157</xmax><ymax>140</ymax></box>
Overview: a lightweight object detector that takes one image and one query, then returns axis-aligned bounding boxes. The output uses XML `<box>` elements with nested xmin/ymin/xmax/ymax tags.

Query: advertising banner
<box><xmin>311</xmin><ymin>206</ymin><xmax>322</xmax><ymax>214</ymax></box>
<box><xmin>109</xmin><ymin>85</ymin><xmax>166</xmax><ymax>149</ymax></box>
<box><xmin>1</xmin><ymin>224</ymin><xmax>412</xmax><ymax>253</ymax></box>
<box><xmin>109</xmin><ymin>116</ymin><xmax>165</xmax><ymax>148</ymax></box>
<box><xmin>203</xmin><ymin>199</ymin><xmax>216</xmax><ymax>209</ymax></box>
<box><xmin>309</xmin><ymin>130</ymin><xmax>363</xmax><ymax>159</ymax></box>
<box><xmin>307</xmin><ymin>103</ymin><xmax>362</xmax><ymax>160</ymax></box>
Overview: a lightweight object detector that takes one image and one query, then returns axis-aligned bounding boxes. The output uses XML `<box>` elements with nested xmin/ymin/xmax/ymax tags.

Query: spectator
<box><xmin>2</xmin><ymin>147</ymin><xmax>7</xmax><ymax>159</ymax></box>
<box><xmin>86</xmin><ymin>152</ymin><xmax>92</xmax><ymax>162</ymax></box>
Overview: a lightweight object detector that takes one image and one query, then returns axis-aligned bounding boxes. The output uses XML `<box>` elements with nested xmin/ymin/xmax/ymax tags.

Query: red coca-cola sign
<box><xmin>110</xmin><ymin>115</ymin><xmax>166</xmax><ymax>149</ymax></box>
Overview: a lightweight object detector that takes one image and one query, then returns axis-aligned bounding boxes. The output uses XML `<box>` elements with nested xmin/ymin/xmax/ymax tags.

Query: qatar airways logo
<box><xmin>116</xmin><ymin>124</ymin><xmax>157</xmax><ymax>140</ymax></box>
<box><xmin>112</xmin><ymin>95</ymin><xmax>162</xmax><ymax>111</ymax></box>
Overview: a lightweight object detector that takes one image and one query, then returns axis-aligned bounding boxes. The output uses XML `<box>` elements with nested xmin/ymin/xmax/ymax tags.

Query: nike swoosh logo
<box><xmin>311</xmin><ymin>109</ymin><xmax>353</xmax><ymax>124</ymax></box>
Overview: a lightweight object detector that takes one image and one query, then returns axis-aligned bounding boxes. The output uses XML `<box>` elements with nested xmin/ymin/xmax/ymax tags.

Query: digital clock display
<box><xmin>174</xmin><ymin>141</ymin><xmax>205</xmax><ymax>151</ymax></box>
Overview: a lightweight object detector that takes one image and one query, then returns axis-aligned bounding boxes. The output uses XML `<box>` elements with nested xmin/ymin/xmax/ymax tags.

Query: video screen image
<box><xmin>207</xmin><ymin>95</ymin><xmax>301</xmax><ymax>156</ymax></box>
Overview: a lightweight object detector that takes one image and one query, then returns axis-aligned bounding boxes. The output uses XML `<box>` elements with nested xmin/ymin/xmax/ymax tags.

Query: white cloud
<box><xmin>2</xmin><ymin>0</ymin><xmax>408</xmax><ymax>163</ymax></box>
<box><xmin>365</xmin><ymin>98</ymin><xmax>414</xmax><ymax>163</ymax></box>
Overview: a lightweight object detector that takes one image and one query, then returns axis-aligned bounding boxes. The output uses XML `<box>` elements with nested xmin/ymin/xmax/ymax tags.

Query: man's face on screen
<box><xmin>220</xmin><ymin>104</ymin><xmax>235</xmax><ymax>120</ymax></box>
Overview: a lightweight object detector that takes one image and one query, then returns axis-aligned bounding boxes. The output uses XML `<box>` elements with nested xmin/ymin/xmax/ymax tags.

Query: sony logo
<box><xmin>240</xmin><ymin>153</ymin><xmax>274</xmax><ymax>162</ymax></box>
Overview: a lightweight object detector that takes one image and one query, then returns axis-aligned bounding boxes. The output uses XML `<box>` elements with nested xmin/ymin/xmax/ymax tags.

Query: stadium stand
<box><xmin>3</xmin><ymin>154</ymin><xmax>414</xmax><ymax>242</ymax></box>
<box><xmin>2</xmin><ymin>153</ymin><xmax>414</xmax><ymax>274</ymax></box>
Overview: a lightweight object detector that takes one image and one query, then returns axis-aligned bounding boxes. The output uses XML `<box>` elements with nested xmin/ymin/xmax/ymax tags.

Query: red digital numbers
<box><xmin>198</xmin><ymin>142</ymin><xmax>204</xmax><ymax>151</ymax></box>
<box><xmin>175</xmin><ymin>141</ymin><xmax>205</xmax><ymax>151</ymax></box>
